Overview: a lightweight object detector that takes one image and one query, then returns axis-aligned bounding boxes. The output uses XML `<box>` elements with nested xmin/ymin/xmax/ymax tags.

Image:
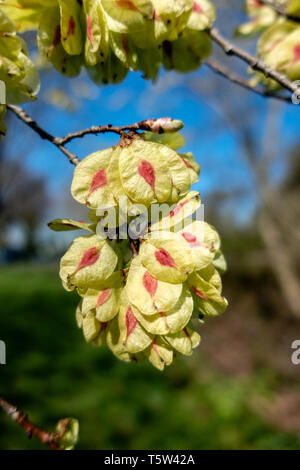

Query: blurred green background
<box><xmin>1</xmin><ymin>0</ymin><xmax>300</xmax><ymax>450</ymax></box>
<box><xmin>1</xmin><ymin>262</ymin><xmax>300</xmax><ymax>450</ymax></box>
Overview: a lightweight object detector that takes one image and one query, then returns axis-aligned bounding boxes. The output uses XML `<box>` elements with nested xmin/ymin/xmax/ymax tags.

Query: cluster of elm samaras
<box><xmin>238</xmin><ymin>0</ymin><xmax>300</xmax><ymax>87</ymax></box>
<box><xmin>0</xmin><ymin>8</ymin><xmax>40</xmax><ymax>139</ymax></box>
<box><xmin>2</xmin><ymin>0</ymin><xmax>215</xmax><ymax>83</ymax></box>
<box><xmin>48</xmin><ymin>121</ymin><xmax>228</xmax><ymax>370</ymax></box>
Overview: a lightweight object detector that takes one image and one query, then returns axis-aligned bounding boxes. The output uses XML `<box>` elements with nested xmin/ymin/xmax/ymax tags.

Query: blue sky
<box><xmin>5</xmin><ymin>59</ymin><xmax>300</xmax><ymax>250</ymax></box>
<box><xmin>8</xmin><ymin>66</ymin><xmax>251</xmax><ymax>192</ymax></box>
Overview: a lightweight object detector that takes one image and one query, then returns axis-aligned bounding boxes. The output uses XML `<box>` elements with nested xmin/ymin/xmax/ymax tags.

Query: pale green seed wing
<box><xmin>197</xmin><ymin>264</ymin><xmax>222</xmax><ymax>292</ymax></box>
<box><xmin>179</xmin><ymin>152</ymin><xmax>200</xmax><ymax>185</ymax></box>
<box><xmin>109</xmin><ymin>31</ymin><xmax>138</xmax><ymax>70</ymax></box>
<box><xmin>158</xmin><ymin>144</ymin><xmax>191</xmax><ymax>198</ymax></box>
<box><xmin>0</xmin><ymin>7</ymin><xmax>17</xmax><ymax>33</ymax></box>
<box><xmin>48</xmin><ymin>219</ymin><xmax>94</xmax><ymax>232</ymax></box>
<box><xmin>187</xmin><ymin>0</ymin><xmax>215</xmax><ymax>31</ymax></box>
<box><xmin>130</xmin><ymin>15</ymin><xmax>167</xmax><ymax>47</ymax></box>
<box><xmin>83</xmin><ymin>0</ymin><xmax>109</xmax><ymax>66</ymax></box>
<box><xmin>144</xmin><ymin>336</ymin><xmax>173</xmax><ymax>371</ymax></box>
<box><xmin>118</xmin><ymin>291</ymin><xmax>153</xmax><ymax>354</ymax></box>
<box><xmin>119</xmin><ymin>139</ymin><xmax>172</xmax><ymax>205</ymax></box>
<box><xmin>75</xmin><ymin>300</ymin><xmax>83</xmax><ymax>328</ymax></box>
<box><xmin>212</xmin><ymin>250</ymin><xmax>227</xmax><ymax>274</ymax></box>
<box><xmin>265</xmin><ymin>28</ymin><xmax>300</xmax><ymax>81</ymax></box>
<box><xmin>37</xmin><ymin>7</ymin><xmax>82</xmax><ymax>77</ymax></box>
<box><xmin>82</xmin><ymin>310</ymin><xmax>101</xmax><ymax>343</ymax></box>
<box><xmin>101</xmin><ymin>0</ymin><xmax>153</xmax><ymax>33</ymax></box>
<box><xmin>0</xmin><ymin>36</ymin><xmax>22</xmax><ymax>62</ymax></box>
<box><xmin>0</xmin><ymin>105</ymin><xmax>6</xmax><ymax>139</ymax></box>
<box><xmin>142</xmin><ymin>131</ymin><xmax>185</xmax><ymax>150</ymax></box>
<box><xmin>81</xmin><ymin>283</ymin><xmax>121</xmax><ymax>322</ymax></box>
<box><xmin>71</xmin><ymin>148</ymin><xmax>116</xmax><ymax>209</ymax></box>
<box><xmin>152</xmin><ymin>0</ymin><xmax>193</xmax><ymax>41</ymax></box>
<box><xmin>176</xmin><ymin>220</ymin><xmax>220</xmax><ymax>271</ymax></box>
<box><xmin>60</xmin><ymin>235</ymin><xmax>118</xmax><ymax>290</ymax></box>
<box><xmin>132</xmin><ymin>284</ymin><xmax>193</xmax><ymax>335</ymax></box>
<box><xmin>86</xmin><ymin>50</ymin><xmax>128</xmax><ymax>84</ymax></box>
<box><xmin>237</xmin><ymin>0</ymin><xmax>278</xmax><ymax>37</ymax></box>
<box><xmin>140</xmin><ymin>232</ymin><xmax>194</xmax><ymax>283</ymax></box>
<box><xmin>165</xmin><ymin>326</ymin><xmax>200</xmax><ymax>356</ymax></box>
<box><xmin>107</xmin><ymin>145</ymin><xmax>129</xmax><ymax>200</ymax></box>
<box><xmin>106</xmin><ymin>316</ymin><xmax>133</xmax><ymax>362</ymax></box>
<box><xmin>188</xmin><ymin>271</ymin><xmax>228</xmax><ymax>317</ymax></box>
<box><xmin>163</xmin><ymin>30</ymin><xmax>211</xmax><ymax>72</ymax></box>
<box><xmin>57</xmin><ymin>0</ymin><xmax>83</xmax><ymax>55</ymax></box>
<box><xmin>258</xmin><ymin>23</ymin><xmax>296</xmax><ymax>59</ymax></box>
<box><xmin>56</xmin><ymin>417</ymin><xmax>79</xmax><ymax>451</ymax></box>
<box><xmin>135</xmin><ymin>44</ymin><xmax>162</xmax><ymax>80</ymax></box>
<box><xmin>150</xmin><ymin>191</ymin><xmax>201</xmax><ymax>233</ymax></box>
<box><xmin>91</xmin><ymin>325</ymin><xmax>107</xmax><ymax>347</ymax></box>
<box><xmin>5</xmin><ymin>48</ymin><xmax>40</xmax><ymax>104</ymax></box>
<box><xmin>0</xmin><ymin>3</ymin><xmax>41</xmax><ymax>33</ymax></box>
<box><xmin>126</xmin><ymin>257</ymin><xmax>183</xmax><ymax>315</ymax></box>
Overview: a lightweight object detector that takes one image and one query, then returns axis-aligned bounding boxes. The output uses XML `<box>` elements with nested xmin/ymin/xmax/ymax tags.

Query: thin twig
<box><xmin>0</xmin><ymin>395</ymin><xmax>62</xmax><ymax>450</ymax></box>
<box><xmin>259</xmin><ymin>0</ymin><xmax>300</xmax><ymax>23</ymax></box>
<box><xmin>208</xmin><ymin>27</ymin><xmax>300</xmax><ymax>99</ymax></box>
<box><xmin>57</xmin><ymin>119</ymin><xmax>175</xmax><ymax>145</ymax></box>
<box><xmin>130</xmin><ymin>241</ymin><xmax>138</xmax><ymax>257</ymax></box>
<box><xmin>7</xmin><ymin>105</ymin><xmax>80</xmax><ymax>165</ymax></box>
<box><xmin>7</xmin><ymin>105</ymin><xmax>180</xmax><ymax>165</ymax></box>
<box><xmin>205</xmin><ymin>58</ymin><xmax>291</xmax><ymax>103</ymax></box>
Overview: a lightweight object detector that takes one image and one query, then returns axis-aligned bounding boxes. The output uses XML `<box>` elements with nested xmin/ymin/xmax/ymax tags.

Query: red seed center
<box><xmin>50</xmin><ymin>26</ymin><xmax>61</xmax><ymax>52</ymax></box>
<box><xmin>142</xmin><ymin>271</ymin><xmax>158</xmax><ymax>298</ymax></box>
<box><xmin>183</xmin><ymin>327</ymin><xmax>192</xmax><ymax>342</ymax></box>
<box><xmin>77</xmin><ymin>246</ymin><xmax>99</xmax><ymax>271</ymax></box>
<box><xmin>193</xmin><ymin>287</ymin><xmax>208</xmax><ymax>300</ymax></box>
<box><xmin>97</xmin><ymin>289</ymin><xmax>111</xmax><ymax>307</ymax></box>
<box><xmin>155</xmin><ymin>247</ymin><xmax>177</xmax><ymax>268</ymax></box>
<box><xmin>89</xmin><ymin>169</ymin><xmax>107</xmax><ymax>194</ymax></box>
<box><xmin>116</xmin><ymin>0</ymin><xmax>139</xmax><ymax>11</ymax></box>
<box><xmin>67</xmin><ymin>16</ymin><xmax>76</xmax><ymax>36</ymax></box>
<box><xmin>169</xmin><ymin>200</ymin><xmax>188</xmax><ymax>217</ymax></box>
<box><xmin>293</xmin><ymin>44</ymin><xmax>300</xmax><ymax>62</ymax></box>
<box><xmin>87</xmin><ymin>16</ymin><xmax>93</xmax><ymax>45</ymax></box>
<box><xmin>193</xmin><ymin>2</ymin><xmax>204</xmax><ymax>13</ymax></box>
<box><xmin>125</xmin><ymin>307</ymin><xmax>138</xmax><ymax>339</ymax></box>
<box><xmin>182</xmin><ymin>158</ymin><xmax>193</xmax><ymax>169</ymax></box>
<box><xmin>182</xmin><ymin>232</ymin><xmax>197</xmax><ymax>243</ymax></box>
<box><xmin>138</xmin><ymin>160</ymin><xmax>156</xmax><ymax>191</ymax></box>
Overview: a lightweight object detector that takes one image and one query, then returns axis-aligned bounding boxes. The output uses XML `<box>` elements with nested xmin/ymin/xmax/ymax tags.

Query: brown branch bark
<box><xmin>57</xmin><ymin>119</ymin><xmax>176</xmax><ymax>145</ymax></box>
<box><xmin>130</xmin><ymin>240</ymin><xmax>138</xmax><ymax>257</ymax></box>
<box><xmin>259</xmin><ymin>0</ymin><xmax>300</xmax><ymax>23</ymax></box>
<box><xmin>205</xmin><ymin>58</ymin><xmax>291</xmax><ymax>103</ymax></box>
<box><xmin>0</xmin><ymin>395</ymin><xmax>62</xmax><ymax>450</ymax></box>
<box><xmin>7</xmin><ymin>105</ymin><xmax>180</xmax><ymax>165</ymax></box>
<box><xmin>208</xmin><ymin>27</ymin><xmax>300</xmax><ymax>99</ymax></box>
<box><xmin>7</xmin><ymin>105</ymin><xmax>80</xmax><ymax>166</ymax></box>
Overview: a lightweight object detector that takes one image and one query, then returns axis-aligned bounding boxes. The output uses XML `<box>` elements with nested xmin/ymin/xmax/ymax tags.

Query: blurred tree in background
<box><xmin>0</xmin><ymin>116</ymin><xmax>49</xmax><ymax>258</ymax></box>
<box><xmin>1</xmin><ymin>0</ymin><xmax>300</xmax><ymax>450</ymax></box>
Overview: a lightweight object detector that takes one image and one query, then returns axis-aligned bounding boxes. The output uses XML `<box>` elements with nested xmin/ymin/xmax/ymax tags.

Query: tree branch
<box><xmin>57</xmin><ymin>118</ymin><xmax>180</xmax><ymax>145</ymax></box>
<box><xmin>0</xmin><ymin>395</ymin><xmax>62</xmax><ymax>450</ymax></box>
<box><xmin>7</xmin><ymin>105</ymin><xmax>80</xmax><ymax>166</ymax></box>
<box><xmin>208</xmin><ymin>27</ymin><xmax>300</xmax><ymax>100</ymax></box>
<box><xmin>205</xmin><ymin>58</ymin><xmax>291</xmax><ymax>103</ymax></box>
<box><xmin>7</xmin><ymin>105</ymin><xmax>181</xmax><ymax>165</ymax></box>
<box><xmin>259</xmin><ymin>0</ymin><xmax>300</xmax><ymax>23</ymax></box>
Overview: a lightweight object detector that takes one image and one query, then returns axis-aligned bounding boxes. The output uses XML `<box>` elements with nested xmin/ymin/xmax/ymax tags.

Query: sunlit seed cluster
<box><xmin>2</xmin><ymin>0</ymin><xmax>214</xmax><ymax>84</ymax></box>
<box><xmin>0</xmin><ymin>8</ymin><xmax>40</xmax><ymax>138</ymax></box>
<box><xmin>238</xmin><ymin>0</ymin><xmax>300</xmax><ymax>87</ymax></box>
<box><xmin>49</xmin><ymin>125</ymin><xmax>228</xmax><ymax>370</ymax></box>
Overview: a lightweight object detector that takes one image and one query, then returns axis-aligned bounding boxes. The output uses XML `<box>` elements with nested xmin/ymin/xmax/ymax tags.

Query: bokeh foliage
<box><xmin>0</xmin><ymin>264</ymin><xmax>299</xmax><ymax>450</ymax></box>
